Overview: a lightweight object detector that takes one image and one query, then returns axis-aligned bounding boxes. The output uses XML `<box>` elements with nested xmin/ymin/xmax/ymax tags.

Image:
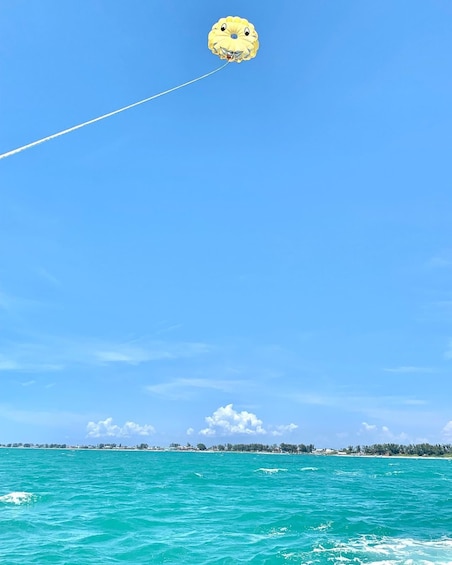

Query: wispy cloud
<box><xmin>427</xmin><ymin>255</ymin><xmax>452</xmax><ymax>268</ymax></box>
<box><xmin>444</xmin><ymin>340</ymin><xmax>452</xmax><ymax>360</ymax></box>
<box><xmin>146</xmin><ymin>377</ymin><xmax>245</xmax><ymax>399</ymax></box>
<box><xmin>291</xmin><ymin>393</ymin><xmax>337</xmax><ymax>407</ymax></box>
<box><xmin>0</xmin><ymin>289</ymin><xmax>40</xmax><ymax>313</ymax></box>
<box><xmin>290</xmin><ymin>391</ymin><xmax>431</xmax><ymax>432</ymax></box>
<box><xmin>86</xmin><ymin>417</ymin><xmax>155</xmax><ymax>438</ymax></box>
<box><xmin>198</xmin><ymin>404</ymin><xmax>297</xmax><ymax>438</ymax></box>
<box><xmin>151</xmin><ymin>323</ymin><xmax>183</xmax><ymax>337</ymax></box>
<box><xmin>0</xmin><ymin>336</ymin><xmax>211</xmax><ymax>374</ymax></box>
<box><xmin>442</xmin><ymin>421</ymin><xmax>452</xmax><ymax>440</ymax></box>
<box><xmin>358</xmin><ymin>422</ymin><xmax>408</xmax><ymax>442</ymax></box>
<box><xmin>402</xmin><ymin>398</ymin><xmax>427</xmax><ymax>406</ymax></box>
<box><xmin>95</xmin><ymin>341</ymin><xmax>210</xmax><ymax>365</ymax></box>
<box><xmin>383</xmin><ymin>366</ymin><xmax>434</xmax><ymax>374</ymax></box>
<box><xmin>0</xmin><ymin>357</ymin><xmax>21</xmax><ymax>371</ymax></box>
<box><xmin>0</xmin><ymin>291</ymin><xmax>12</xmax><ymax>311</ymax></box>
<box><xmin>0</xmin><ymin>352</ymin><xmax>63</xmax><ymax>373</ymax></box>
<box><xmin>292</xmin><ymin>392</ymin><xmax>427</xmax><ymax>409</ymax></box>
<box><xmin>0</xmin><ymin>404</ymin><xmax>88</xmax><ymax>427</ymax></box>
<box><xmin>432</xmin><ymin>300</ymin><xmax>452</xmax><ymax>309</ymax></box>
<box><xmin>37</xmin><ymin>267</ymin><xmax>61</xmax><ymax>287</ymax></box>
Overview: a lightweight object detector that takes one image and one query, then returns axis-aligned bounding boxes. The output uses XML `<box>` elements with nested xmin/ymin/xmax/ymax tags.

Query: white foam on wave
<box><xmin>281</xmin><ymin>552</ymin><xmax>297</xmax><ymax>560</ymax></box>
<box><xmin>0</xmin><ymin>491</ymin><xmax>35</xmax><ymax>505</ymax></box>
<box><xmin>256</xmin><ymin>467</ymin><xmax>288</xmax><ymax>474</ymax></box>
<box><xmin>334</xmin><ymin>470</ymin><xmax>362</xmax><ymax>477</ymax></box>
<box><xmin>311</xmin><ymin>521</ymin><xmax>332</xmax><ymax>531</ymax></box>
<box><xmin>314</xmin><ymin>536</ymin><xmax>452</xmax><ymax>564</ymax></box>
<box><xmin>300</xmin><ymin>466</ymin><xmax>319</xmax><ymax>472</ymax></box>
<box><xmin>268</xmin><ymin>526</ymin><xmax>288</xmax><ymax>537</ymax></box>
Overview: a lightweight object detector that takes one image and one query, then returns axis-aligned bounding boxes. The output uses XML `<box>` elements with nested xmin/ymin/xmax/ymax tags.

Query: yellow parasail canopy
<box><xmin>208</xmin><ymin>16</ymin><xmax>259</xmax><ymax>63</ymax></box>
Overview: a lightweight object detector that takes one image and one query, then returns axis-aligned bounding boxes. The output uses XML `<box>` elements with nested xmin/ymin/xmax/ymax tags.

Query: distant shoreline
<box><xmin>1</xmin><ymin>445</ymin><xmax>451</xmax><ymax>458</ymax></box>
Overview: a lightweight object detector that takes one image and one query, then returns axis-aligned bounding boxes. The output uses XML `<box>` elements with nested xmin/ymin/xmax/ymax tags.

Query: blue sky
<box><xmin>1</xmin><ymin>0</ymin><xmax>452</xmax><ymax>447</ymax></box>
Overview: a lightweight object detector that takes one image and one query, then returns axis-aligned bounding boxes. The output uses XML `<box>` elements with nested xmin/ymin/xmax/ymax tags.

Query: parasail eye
<box><xmin>244</xmin><ymin>27</ymin><xmax>250</xmax><ymax>36</ymax></box>
<box><xmin>220</xmin><ymin>23</ymin><xmax>227</xmax><ymax>31</ymax></box>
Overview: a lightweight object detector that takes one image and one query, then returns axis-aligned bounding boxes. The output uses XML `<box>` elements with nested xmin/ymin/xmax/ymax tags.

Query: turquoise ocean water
<box><xmin>1</xmin><ymin>449</ymin><xmax>451</xmax><ymax>564</ymax></box>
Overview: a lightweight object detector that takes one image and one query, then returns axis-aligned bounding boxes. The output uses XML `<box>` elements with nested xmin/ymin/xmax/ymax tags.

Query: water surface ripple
<box><xmin>1</xmin><ymin>450</ymin><xmax>451</xmax><ymax>563</ymax></box>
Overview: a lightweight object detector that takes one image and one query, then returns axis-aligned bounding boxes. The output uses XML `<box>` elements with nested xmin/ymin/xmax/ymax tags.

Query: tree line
<box><xmin>2</xmin><ymin>442</ymin><xmax>451</xmax><ymax>456</ymax></box>
<box><xmin>193</xmin><ymin>443</ymin><xmax>315</xmax><ymax>453</ymax></box>
<box><xmin>343</xmin><ymin>443</ymin><xmax>452</xmax><ymax>456</ymax></box>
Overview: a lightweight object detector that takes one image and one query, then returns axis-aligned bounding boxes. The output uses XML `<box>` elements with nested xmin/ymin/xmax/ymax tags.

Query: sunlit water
<box><xmin>1</xmin><ymin>449</ymin><xmax>451</xmax><ymax>563</ymax></box>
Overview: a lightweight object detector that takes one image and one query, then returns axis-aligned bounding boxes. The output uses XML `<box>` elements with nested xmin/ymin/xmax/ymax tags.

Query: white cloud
<box><xmin>86</xmin><ymin>417</ymin><xmax>155</xmax><ymax>438</ymax></box>
<box><xmin>362</xmin><ymin>422</ymin><xmax>377</xmax><ymax>431</ymax></box>
<box><xmin>270</xmin><ymin>423</ymin><xmax>298</xmax><ymax>437</ymax></box>
<box><xmin>442</xmin><ymin>421</ymin><xmax>452</xmax><ymax>439</ymax></box>
<box><xmin>383</xmin><ymin>366</ymin><xmax>434</xmax><ymax>374</ymax></box>
<box><xmin>199</xmin><ymin>426</ymin><xmax>216</xmax><ymax>437</ymax></box>
<box><xmin>199</xmin><ymin>404</ymin><xmax>297</xmax><ymax>438</ymax></box>
<box><xmin>200</xmin><ymin>404</ymin><xmax>266</xmax><ymax>437</ymax></box>
<box><xmin>186</xmin><ymin>427</ymin><xmax>194</xmax><ymax>436</ymax></box>
<box><xmin>359</xmin><ymin>422</ymin><xmax>408</xmax><ymax>442</ymax></box>
<box><xmin>381</xmin><ymin>426</ymin><xmax>408</xmax><ymax>442</ymax></box>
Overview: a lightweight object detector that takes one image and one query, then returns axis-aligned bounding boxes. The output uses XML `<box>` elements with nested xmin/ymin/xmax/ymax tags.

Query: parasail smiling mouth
<box><xmin>220</xmin><ymin>47</ymin><xmax>244</xmax><ymax>60</ymax></box>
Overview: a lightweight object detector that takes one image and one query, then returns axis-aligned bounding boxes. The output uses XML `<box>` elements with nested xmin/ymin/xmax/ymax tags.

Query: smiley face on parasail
<box><xmin>0</xmin><ymin>16</ymin><xmax>259</xmax><ymax>161</ymax></box>
<box><xmin>208</xmin><ymin>16</ymin><xmax>259</xmax><ymax>63</ymax></box>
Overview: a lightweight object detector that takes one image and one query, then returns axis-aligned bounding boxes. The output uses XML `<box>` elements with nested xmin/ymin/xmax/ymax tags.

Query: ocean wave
<box><xmin>1</xmin><ymin>452</ymin><xmax>451</xmax><ymax>563</ymax></box>
<box><xmin>334</xmin><ymin>470</ymin><xmax>363</xmax><ymax>477</ymax></box>
<box><xmin>300</xmin><ymin>466</ymin><xmax>319</xmax><ymax>472</ymax></box>
<box><xmin>255</xmin><ymin>467</ymin><xmax>288</xmax><ymax>474</ymax></box>
<box><xmin>311</xmin><ymin>521</ymin><xmax>332</xmax><ymax>531</ymax></box>
<box><xmin>0</xmin><ymin>491</ymin><xmax>35</xmax><ymax>505</ymax></box>
<box><xmin>313</xmin><ymin>535</ymin><xmax>452</xmax><ymax>564</ymax></box>
<box><xmin>268</xmin><ymin>526</ymin><xmax>289</xmax><ymax>537</ymax></box>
